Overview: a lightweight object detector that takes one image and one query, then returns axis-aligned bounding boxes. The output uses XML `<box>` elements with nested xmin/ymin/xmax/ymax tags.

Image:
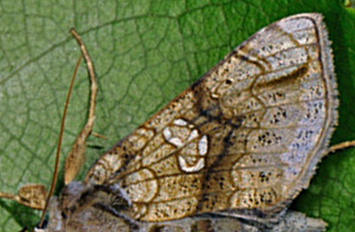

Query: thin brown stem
<box><xmin>0</xmin><ymin>192</ymin><xmax>16</xmax><ymax>200</ymax></box>
<box><xmin>329</xmin><ymin>140</ymin><xmax>355</xmax><ymax>153</ymax></box>
<box><xmin>38</xmin><ymin>55</ymin><xmax>82</xmax><ymax>228</ymax></box>
<box><xmin>91</xmin><ymin>132</ymin><xmax>107</xmax><ymax>139</ymax></box>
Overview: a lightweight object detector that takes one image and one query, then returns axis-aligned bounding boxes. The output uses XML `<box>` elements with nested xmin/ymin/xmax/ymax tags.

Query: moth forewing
<box><xmin>0</xmin><ymin>13</ymin><xmax>342</xmax><ymax>232</ymax></box>
<box><xmin>46</xmin><ymin>13</ymin><xmax>333</xmax><ymax>231</ymax></box>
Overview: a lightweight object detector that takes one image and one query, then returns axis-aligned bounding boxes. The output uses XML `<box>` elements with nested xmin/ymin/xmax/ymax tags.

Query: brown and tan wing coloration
<box><xmin>85</xmin><ymin>13</ymin><xmax>336</xmax><ymax>222</ymax></box>
<box><xmin>47</xmin><ymin>182</ymin><xmax>326</xmax><ymax>232</ymax></box>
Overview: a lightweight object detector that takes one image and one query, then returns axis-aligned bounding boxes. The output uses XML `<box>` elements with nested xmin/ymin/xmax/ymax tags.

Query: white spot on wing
<box><xmin>174</xmin><ymin>118</ymin><xmax>188</xmax><ymax>126</ymax></box>
<box><xmin>198</xmin><ymin>135</ymin><xmax>208</xmax><ymax>156</ymax></box>
<box><xmin>163</xmin><ymin>128</ymin><xmax>172</xmax><ymax>140</ymax></box>
<box><xmin>169</xmin><ymin>137</ymin><xmax>183</xmax><ymax>147</ymax></box>
<box><xmin>178</xmin><ymin>156</ymin><xmax>205</xmax><ymax>172</ymax></box>
<box><xmin>188</xmin><ymin>129</ymin><xmax>199</xmax><ymax>141</ymax></box>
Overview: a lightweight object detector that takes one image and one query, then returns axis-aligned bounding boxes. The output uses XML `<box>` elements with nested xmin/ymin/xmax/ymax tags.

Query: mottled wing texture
<box><xmin>85</xmin><ymin>13</ymin><xmax>337</xmax><ymax>222</ymax></box>
<box><xmin>47</xmin><ymin>194</ymin><xmax>258</xmax><ymax>232</ymax></box>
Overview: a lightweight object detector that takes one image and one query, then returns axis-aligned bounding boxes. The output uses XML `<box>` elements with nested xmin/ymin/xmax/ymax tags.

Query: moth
<box><xmin>0</xmin><ymin>13</ymin><xmax>349</xmax><ymax>232</ymax></box>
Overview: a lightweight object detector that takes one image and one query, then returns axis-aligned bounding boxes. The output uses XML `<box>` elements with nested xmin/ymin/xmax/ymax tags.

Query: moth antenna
<box><xmin>39</xmin><ymin>28</ymin><xmax>98</xmax><ymax>229</ymax></box>
<box><xmin>63</xmin><ymin>29</ymin><xmax>98</xmax><ymax>184</ymax></box>
<box><xmin>69</xmin><ymin>28</ymin><xmax>97</xmax><ymax>123</ymax></box>
<box><xmin>38</xmin><ymin>54</ymin><xmax>82</xmax><ymax>228</ymax></box>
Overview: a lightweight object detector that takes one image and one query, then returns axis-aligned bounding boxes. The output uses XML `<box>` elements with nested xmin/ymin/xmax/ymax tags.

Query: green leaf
<box><xmin>0</xmin><ymin>0</ymin><xmax>354</xmax><ymax>231</ymax></box>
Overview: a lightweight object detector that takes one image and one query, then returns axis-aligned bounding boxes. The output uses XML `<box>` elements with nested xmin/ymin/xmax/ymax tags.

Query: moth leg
<box><xmin>64</xmin><ymin>29</ymin><xmax>98</xmax><ymax>184</ymax></box>
<box><xmin>59</xmin><ymin>182</ymin><xmax>131</xmax><ymax>216</ymax></box>
<box><xmin>88</xmin><ymin>184</ymin><xmax>138</xmax><ymax>229</ymax></box>
<box><xmin>0</xmin><ymin>184</ymin><xmax>47</xmax><ymax>210</ymax></box>
<box><xmin>93</xmin><ymin>202</ymin><xmax>139</xmax><ymax>230</ymax></box>
<box><xmin>58</xmin><ymin>182</ymin><xmax>138</xmax><ymax>231</ymax></box>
